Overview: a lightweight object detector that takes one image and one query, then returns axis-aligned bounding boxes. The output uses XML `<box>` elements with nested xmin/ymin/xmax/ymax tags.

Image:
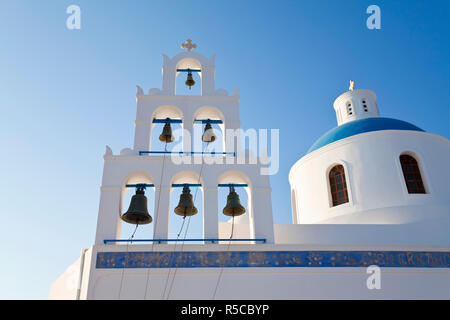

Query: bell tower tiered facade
<box><xmin>94</xmin><ymin>41</ymin><xmax>275</xmax><ymax>245</ymax></box>
<box><xmin>50</xmin><ymin>43</ymin><xmax>450</xmax><ymax>301</ymax></box>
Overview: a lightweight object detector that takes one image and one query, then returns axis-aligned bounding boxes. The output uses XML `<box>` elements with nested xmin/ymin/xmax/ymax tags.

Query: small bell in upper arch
<box><xmin>159</xmin><ymin>118</ymin><xmax>175</xmax><ymax>143</ymax></box>
<box><xmin>174</xmin><ymin>186</ymin><xmax>198</xmax><ymax>217</ymax></box>
<box><xmin>222</xmin><ymin>186</ymin><xmax>246</xmax><ymax>217</ymax></box>
<box><xmin>185</xmin><ymin>71</ymin><xmax>195</xmax><ymax>89</ymax></box>
<box><xmin>201</xmin><ymin>120</ymin><xmax>216</xmax><ymax>143</ymax></box>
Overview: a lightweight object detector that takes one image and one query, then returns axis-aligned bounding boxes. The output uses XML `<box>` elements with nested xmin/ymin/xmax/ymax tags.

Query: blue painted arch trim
<box><xmin>307</xmin><ymin>117</ymin><xmax>425</xmax><ymax>154</ymax></box>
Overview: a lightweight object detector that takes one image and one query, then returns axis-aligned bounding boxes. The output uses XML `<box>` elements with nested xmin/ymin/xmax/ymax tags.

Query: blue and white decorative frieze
<box><xmin>96</xmin><ymin>250</ymin><xmax>450</xmax><ymax>269</ymax></box>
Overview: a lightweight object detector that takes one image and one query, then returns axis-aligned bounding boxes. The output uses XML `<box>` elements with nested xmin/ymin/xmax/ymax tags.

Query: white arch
<box><xmin>193</xmin><ymin>106</ymin><xmax>226</xmax><ymax>151</ymax></box>
<box><xmin>151</xmin><ymin>104</ymin><xmax>184</xmax><ymax>120</ymax></box>
<box><xmin>170</xmin><ymin>170</ymin><xmax>204</xmax><ymax>189</ymax></box>
<box><xmin>162</xmin><ymin>52</ymin><xmax>215</xmax><ymax>96</ymax></box>
<box><xmin>119</xmin><ymin>171</ymin><xmax>155</xmax><ymax>214</ymax></box>
<box><xmin>149</xmin><ymin>105</ymin><xmax>184</xmax><ymax>151</ymax></box>
<box><xmin>218</xmin><ymin>170</ymin><xmax>253</xmax><ymax>233</ymax></box>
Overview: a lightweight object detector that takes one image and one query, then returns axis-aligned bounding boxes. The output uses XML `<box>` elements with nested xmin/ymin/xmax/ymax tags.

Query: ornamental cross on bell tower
<box><xmin>181</xmin><ymin>39</ymin><xmax>197</xmax><ymax>51</ymax></box>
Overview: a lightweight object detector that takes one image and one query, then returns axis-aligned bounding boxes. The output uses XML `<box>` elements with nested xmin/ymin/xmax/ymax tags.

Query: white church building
<box><xmin>49</xmin><ymin>41</ymin><xmax>450</xmax><ymax>300</ymax></box>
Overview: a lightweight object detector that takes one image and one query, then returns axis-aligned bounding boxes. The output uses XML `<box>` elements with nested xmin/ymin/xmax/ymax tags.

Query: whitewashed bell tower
<box><xmin>50</xmin><ymin>47</ymin><xmax>450</xmax><ymax>301</ymax></box>
<box><xmin>94</xmin><ymin>40</ymin><xmax>275</xmax><ymax>245</ymax></box>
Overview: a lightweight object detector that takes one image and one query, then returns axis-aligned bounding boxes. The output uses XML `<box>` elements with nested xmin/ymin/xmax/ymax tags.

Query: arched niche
<box><xmin>193</xmin><ymin>106</ymin><xmax>226</xmax><ymax>152</ymax></box>
<box><xmin>217</xmin><ymin>170</ymin><xmax>253</xmax><ymax>239</ymax></box>
<box><xmin>162</xmin><ymin>52</ymin><xmax>215</xmax><ymax>96</ymax></box>
<box><xmin>175</xmin><ymin>57</ymin><xmax>203</xmax><ymax>95</ymax></box>
<box><xmin>170</xmin><ymin>170</ymin><xmax>205</xmax><ymax>188</ymax></box>
<box><xmin>119</xmin><ymin>171</ymin><xmax>155</xmax><ymax>239</ymax></box>
<box><xmin>168</xmin><ymin>170</ymin><xmax>205</xmax><ymax>240</ymax></box>
<box><xmin>150</xmin><ymin>105</ymin><xmax>184</xmax><ymax>152</ymax></box>
<box><xmin>176</xmin><ymin>57</ymin><xmax>203</xmax><ymax>73</ymax></box>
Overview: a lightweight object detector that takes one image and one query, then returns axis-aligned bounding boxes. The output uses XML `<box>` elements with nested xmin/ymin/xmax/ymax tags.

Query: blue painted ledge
<box><xmin>96</xmin><ymin>250</ymin><xmax>450</xmax><ymax>269</ymax></box>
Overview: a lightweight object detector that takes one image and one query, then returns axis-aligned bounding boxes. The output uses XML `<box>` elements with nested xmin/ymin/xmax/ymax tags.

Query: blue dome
<box><xmin>307</xmin><ymin>117</ymin><xmax>424</xmax><ymax>154</ymax></box>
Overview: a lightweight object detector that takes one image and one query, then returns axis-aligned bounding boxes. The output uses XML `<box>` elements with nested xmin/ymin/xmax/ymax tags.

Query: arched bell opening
<box><xmin>168</xmin><ymin>171</ymin><xmax>204</xmax><ymax>243</ymax></box>
<box><xmin>119</xmin><ymin>171</ymin><xmax>156</xmax><ymax>241</ymax></box>
<box><xmin>193</xmin><ymin>106</ymin><xmax>226</xmax><ymax>153</ymax></box>
<box><xmin>217</xmin><ymin>170</ymin><xmax>252</xmax><ymax>243</ymax></box>
<box><xmin>150</xmin><ymin>105</ymin><xmax>184</xmax><ymax>153</ymax></box>
<box><xmin>175</xmin><ymin>57</ymin><xmax>202</xmax><ymax>96</ymax></box>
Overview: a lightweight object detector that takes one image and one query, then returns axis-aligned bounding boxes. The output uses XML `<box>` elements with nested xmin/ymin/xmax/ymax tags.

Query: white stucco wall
<box><xmin>289</xmin><ymin>130</ymin><xmax>450</xmax><ymax>224</ymax></box>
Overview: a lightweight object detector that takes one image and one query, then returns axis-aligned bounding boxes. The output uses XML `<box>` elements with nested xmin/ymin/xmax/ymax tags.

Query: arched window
<box><xmin>400</xmin><ymin>154</ymin><xmax>426</xmax><ymax>193</ymax></box>
<box><xmin>329</xmin><ymin>165</ymin><xmax>349</xmax><ymax>206</ymax></box>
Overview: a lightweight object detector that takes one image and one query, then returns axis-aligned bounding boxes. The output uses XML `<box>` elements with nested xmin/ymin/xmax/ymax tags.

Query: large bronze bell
<box><xmin>174</xmin><ymin>186</ymin><xmax>198</xmax><ymax>217</ymax></box>
<box><xmin>223</xmin><ymin>187</ymin><xmax>246</xmax><ymax>217</ymax></box>
<box><xmin>201</xmin><ymin>120</ymin><xmax>216</xmax><ymax>143</ymax></box>
<box><xmin>121</xmin><ymin>189</ymin><xmax>153</xmax><ymax>225</ymax></box>
<box><xmin>185</xmin><ymin>71</ymin><xmax>195</xmax><ymax>89</ymax></box>
<box><xmin>159</xmin><ymin>119</ymin><xmax>175</xmax><ymax>143</ymax></box>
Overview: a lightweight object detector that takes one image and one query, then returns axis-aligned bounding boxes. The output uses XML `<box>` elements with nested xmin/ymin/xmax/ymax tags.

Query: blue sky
<box><xmin>0</xmin><ymin>0</ymin><xmax>448</xmax><ymax>299</ymax></box>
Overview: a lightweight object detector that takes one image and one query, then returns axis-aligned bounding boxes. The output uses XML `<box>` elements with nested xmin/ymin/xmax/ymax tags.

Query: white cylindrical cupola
<box><xmin>333</xmin><ymin>89</ymin><xmax>379</xmax><ymax>126</ymax></box>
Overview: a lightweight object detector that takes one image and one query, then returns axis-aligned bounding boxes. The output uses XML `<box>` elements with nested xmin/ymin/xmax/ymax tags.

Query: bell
<box><xmin>159</xmin><ymin>119</ymin><xmax>175</xmax><ymax>143</ymax></box>
<box><xmin>201</xmin><ymin>120</ymin><xmax>216</xmax><ymax>143</ymax></box>
<box><xmin>185</xmin><ymin>71</ymin><xmax>195</xmax><ymax>89</ymax></box>
<box><xmin>222</xmin><ymin>187</ymin><xmax>246</xmax><ymax>217</ymax></box>
<box><xmin>121</xmin><ymin>189</ymin><xmax>152</xmax><ymax>225</ymax></box>
<box><xmin>174</xmin><ymin>186</ymin><xmax>198</xmax><ymax>217</ymax></box>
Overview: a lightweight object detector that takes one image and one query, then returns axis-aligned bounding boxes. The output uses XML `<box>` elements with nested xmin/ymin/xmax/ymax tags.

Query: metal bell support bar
<box><xmin>104</xmin><ymin>238</ymin><xmax>267</xmax><ymax>244</ymax></box>
<box><xmin>176</xmin><ymin>68</ymin><xmax>201</xmax><ymax>73</ymax></box>
<box><xmin>194</xmin><ymin>119</ymin><xmax>223</xmax><ymax>124</ymax></box>
<box><xmin>152</xmin><ymin>118</ymin><xmax>183</xmax><ymax>124</ymax></box>
<box><xmin>218</xmin><ymin>184</ymin><xmax>248</xmax><ymax>188</ymax></box>
<box><xmin>172</xmin><ymin>183</ymin><xmax>202</xmax><ymax>188</ymax></box>
<box><xmin>153</xmin><ymin>119</ymin><xmax>223</xmax><ymax>124</ymax></box>
<box><xmin>125</xmin><ymin>184</ymin><xmax>246</xmax><ymax>188</ymax></box>
<box><xmin>125</xmin><ymin>184</ymin><xmax>155</xmax><ymax>189</ymax></box>
<box><xmin>139</xmin><ymin>151</ymin><xmax>236</xmax><ymax>156</ymax></box>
